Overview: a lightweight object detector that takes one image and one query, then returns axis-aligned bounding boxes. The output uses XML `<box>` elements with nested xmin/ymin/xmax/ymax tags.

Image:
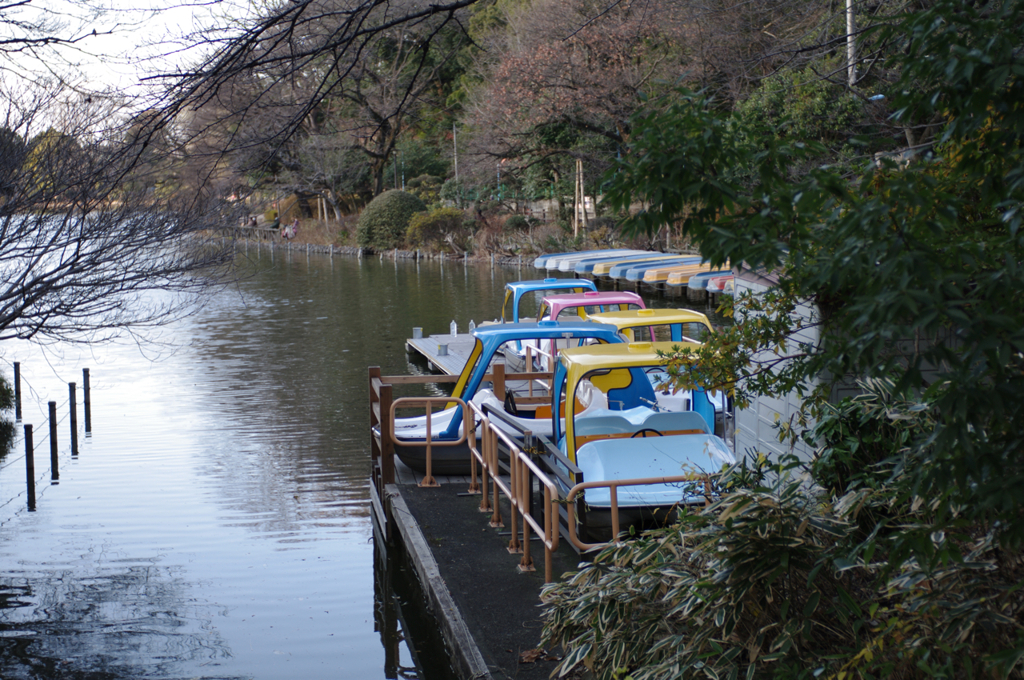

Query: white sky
<box><xmin>5</xmin><ymin>0</ymin><xmax>254</xmax><ymax>94</ymax></box>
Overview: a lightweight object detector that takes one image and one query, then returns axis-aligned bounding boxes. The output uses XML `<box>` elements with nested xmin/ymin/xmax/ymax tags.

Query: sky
<box><xmin>5</xmin><ymin>0</ymin><xmax>252</xmax><ymax>93</ymax></box>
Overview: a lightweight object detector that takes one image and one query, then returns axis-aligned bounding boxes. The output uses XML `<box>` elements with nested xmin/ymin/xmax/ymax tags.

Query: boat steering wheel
<box><xmin>630</xmin><ymin>428</ymin><xmax>665</xmax><ymax>438</ymax></box>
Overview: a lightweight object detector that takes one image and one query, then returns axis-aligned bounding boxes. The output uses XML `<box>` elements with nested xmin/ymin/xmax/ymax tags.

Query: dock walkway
<box><xmin>382</xmin><ymin>458</ymin><xmax>582</xmax><ymax>680</ymax></box>
<box><xmin>405</xmin><ymin>332</ymin><xmax>477</xmax><ymax>375</ymax></box>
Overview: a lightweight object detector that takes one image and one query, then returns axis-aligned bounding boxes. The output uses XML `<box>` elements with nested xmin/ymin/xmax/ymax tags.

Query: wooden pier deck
<box><xmin>405</xmin><ymin>332</ymin><xmax>478</xmax><ymax>375</ymax></box>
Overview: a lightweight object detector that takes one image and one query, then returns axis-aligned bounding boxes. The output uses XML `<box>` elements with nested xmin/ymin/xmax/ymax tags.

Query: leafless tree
<box><xmin>0</xmin><ymin>80</ymin><xmax>235</xmax><ymax>345</ymax></box>
<box><xmin>154</xmin><ymin>0</ymin><xmax>474</xmax><ymax>200</ymax></box>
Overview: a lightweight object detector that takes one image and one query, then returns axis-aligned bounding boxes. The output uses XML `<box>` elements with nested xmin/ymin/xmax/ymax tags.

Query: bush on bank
<box><xmin>355</xmin><ymin>190</ymin><xmax>427</xmax><ymax>250</ymax></box>
<box><xmin>542</xmin><ymin>381</ymin><xmax>1024</xmax><ymax>680</ymax></box>
<box><xmin>406</xmin><ymin>207</ymin><xmax>472</xmax><ymax>252</ymax></box>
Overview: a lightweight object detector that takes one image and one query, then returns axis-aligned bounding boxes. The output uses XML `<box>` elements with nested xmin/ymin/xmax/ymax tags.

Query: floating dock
<box><xmin>405</xmin><ymin>332</ymin><xmax>477</xmax><ymax>375</ymax></box>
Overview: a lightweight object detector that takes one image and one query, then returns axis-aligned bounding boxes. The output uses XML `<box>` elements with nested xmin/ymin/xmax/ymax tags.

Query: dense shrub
<box><xmin>406</xmin><ymin>174</ymin><xmax>444</xmax><ymax>207</ymax></box>
<box><xmin>356</xmin><ymin>190</ymin><xmax>427</xmax><ymax>250</ymax></box>
<box><xmin>542</xmin><ymin>380</ymin><xmax>1024</xmax><ymax>680</ymax></box>
<box><xmin>739</xmin><ymin>65</ymin><xmax>863</xmax><ymax>145</ymax></box>
<box><xmin>503</xmin><ymin>214</ymin><xmax>530</xmax><ymax>231</ymax></box>
<box><xmin>407</xmin><ymin>207</ymin><xmax>471</xmax><ymax>252</ymax></box>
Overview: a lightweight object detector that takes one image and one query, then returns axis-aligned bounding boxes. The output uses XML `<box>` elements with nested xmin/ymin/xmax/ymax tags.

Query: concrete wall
<box><xmin>732</xmin><ymin>272</ymin><xmax>819</xmax><ymax>463</ymax></box>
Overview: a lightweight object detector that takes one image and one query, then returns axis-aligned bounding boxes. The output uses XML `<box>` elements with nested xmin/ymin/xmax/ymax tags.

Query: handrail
<box><xmin>389</xmin><ymin>396</ymin><xmax>472</xmax><ymax>487</ymax></box>
<box><xmin>477</xmin><ymin>402</ymin><xmax>588</xmax><ymax>545</ymax></box>
<box><xmin>564</xmin><ymin>474</ymin><xmax>713</xmax><ymax>552</ymax></box>
<box><xmin>467</xmin><ymin>401</ymin><xmax>561</xmax><ymax>582</ymax></box>
<box><xmin>369</xmin><ymin>366</ymin><xmax>721</xmax><ymax>582</ymax></box>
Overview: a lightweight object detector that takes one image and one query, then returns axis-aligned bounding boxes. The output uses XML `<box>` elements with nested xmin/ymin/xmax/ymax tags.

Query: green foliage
<box><xmin>550</xmin><ymin>0</ymin><xmax>1024</xmax><ymax>676</ymax></box>
<box><xmin>0</xmin><ymin>127</ymin><xmax>27</xmax><ymax>196</ymax></box>
<box><xmin>405</xmin><ymin>174</ymin><xmax>444</xmax><ymax>207</ymax></box>
<box><xmin>22</xmin><ymin>128</ymin><xmax>82</xmax><ymax>197</ymax></box>
<box><xmin>406</xmin><ymin>207</ymin><xmax>470</xmax><ymax>251</ymax></box>
<box><xmin>388</xmin><ymin>137</ymin><xmax>451</xmax><ymax>181</ymax></box>
<box><xmin>738</xmin><ymin>66</ymin><xmax>864</xmax><ymax>145</ymax></box>
<box><xmin>606</xmin><ymin>0</ymin><xmax>1024</xmax><ymax>551</ymax></box>
<box><xmin>545</xmin><ymin>400</ymin><xmax>1024</xmax><ymax>679</ymax></box>
<box><xmin>356</xmin><ymin>190</ymin><xmax>427</xmax><ymax>249</ymax></box>
<box><xmin>0</xmin><ymin>373</ymin><xmax>13</xmax><ymax>412</ymax></box>
<box><xmin>503</xmin><ymin>214</ymin><xmax>529</xmax><ymax>231</ymax></box>
<box><xmin>439</xmin><ymin>178</ymin><xmax>478</xmax><ymax>208</ymax></box>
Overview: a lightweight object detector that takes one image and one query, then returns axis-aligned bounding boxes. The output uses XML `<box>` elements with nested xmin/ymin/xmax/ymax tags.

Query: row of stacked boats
<box><xmin>534</xmin><ymin>248</ymin><xmax>734</xmax><ymax>292</ymax></box>
<box><xmin>380</xmin><ymin>273</ymin><xmax>736</xmax><ymax>538</ymax></box>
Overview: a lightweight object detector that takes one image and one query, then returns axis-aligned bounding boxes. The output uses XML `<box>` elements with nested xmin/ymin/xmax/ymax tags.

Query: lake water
<box><xmin>0</xmin><ymin>248</ymin><xmax>723</xmax><ymax>679</ymax></box>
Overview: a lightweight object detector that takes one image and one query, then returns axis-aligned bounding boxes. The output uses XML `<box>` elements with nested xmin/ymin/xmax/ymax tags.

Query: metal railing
<box><xmin>564</xmin><ymin>475</ymin><xmax>712</xmax><ymax>552</ymax></box>
<box><xmin>388</xmin><ymin>396</ymin><xmax>472</xmax><ymax>487</ymax></box>
<box><xmin>368</xmin><ymin>365</ymin><xmax>721</xmax><ymax>582</ymax></box>
<box><xmin>465</xmin><ymin>402</ymin><xmax>562</xmax><ymax>581</ymax></box>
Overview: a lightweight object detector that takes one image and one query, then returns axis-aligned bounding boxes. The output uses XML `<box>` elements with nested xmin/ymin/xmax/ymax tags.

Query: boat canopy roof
<box><xmin>552</xmin><ymin>341</ymin><xmax>705</xmax><ymax>457</ymax></box>
<box><xmin>581</xmin><ymin>307</ymin><xmax>716</xmax><ymax>340</ymax></box>
<box><xmin>440</xmin><ymin>320</ymin><xmax>623</xmax><ymax>438</ymax></box>
<box><xmin>557</xmin><ymin>341</ymin><xmax>699</xmax><ymax>379</ymax></box>
<box><xmin>539</xmin><ymin>290</ymin><xmax>644</xmax><ymax>321</ymax></box>
<box><xmin>501</xmin><ymin>278</ymin><xmax>597</xmax><ymax>322</ymax></box>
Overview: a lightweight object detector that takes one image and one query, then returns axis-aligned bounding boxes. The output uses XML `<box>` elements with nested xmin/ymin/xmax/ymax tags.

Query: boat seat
<box><xmin>641</xmin><ymin>411</ymin><xmax>711</xmax><ymax>435</ymax></box>
<box><xmin>573</xmin><ymin>407</ymin><xmax>711</xmax><ymax>447</ymax></box>
<box><xmin>573</xmin><ymin>414</ymin><xmax>638</xmax><ymax>438</ymax></box>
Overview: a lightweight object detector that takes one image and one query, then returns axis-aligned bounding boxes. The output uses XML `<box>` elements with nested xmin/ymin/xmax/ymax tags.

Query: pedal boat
<box><xmin>379</xmin><ymin>320</ymin><xmax>625</xmax><ymax>475</ymax></box>
<box><xmin>504</xmin><ymin>290</ymin><xmax>645</xmax><ymax>373</ymax></box>
<box><xmin>550</xmin><ymin>342</ymin><xmax>735</xmax><ymax>538</ymax></box>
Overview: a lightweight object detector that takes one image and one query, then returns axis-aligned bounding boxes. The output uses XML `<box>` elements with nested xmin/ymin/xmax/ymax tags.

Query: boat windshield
<box><xmin>620</xmin><ymin>322</ymin><xmax>710</xmax><ymax>343</ymax></box>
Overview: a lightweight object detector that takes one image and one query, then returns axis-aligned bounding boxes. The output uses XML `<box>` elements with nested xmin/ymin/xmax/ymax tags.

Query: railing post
<box><xmin>379</xmin><ymin>382</ymin><xmax>394</xmax><ymax>486</ymax></box>
<box><xmin>69</xmin><ymin>382</ymin><xmax>78</xmax><ymax>456</ymax></box>
<box><xmin>478</xmin><ymin>418</ymin><xmax>492</xmax><ymax>513</ymax></box>
<box><xmin>24</xmin><ymin>424</ymin><xmax>36</xmax><ymax>510</ymax></box>
<box><xmin>49</xmin><ymin>401</ymin><xmax>59</xmax><ymax>482</ymax></box>
<box><xmin>83</xmin><ymin>368</ymin><xmax>91</xmax><ymax>433</ymax></box>
<box><xmin>419</xmin><ymin>401</ymin><xmax>438</xmax><ymax>488</ymax></box>
<box><xmin>13</xmin><ymin>361</ymin><xmax>21</xmax><ymax>422</ymax></box>
<box><xmin>507</xmin><ymin>449</ymin><xmax>521</xmax><ymax>554</ymax></box>
<box><xmin>492</xmin><ymin>362</ymin><xmax>505</xmax><ymax>401</ymax></box>
<box><xmin>524</xmin><ymin>432</ymin><xmax>536</xmax><ymax>523</ymax></box>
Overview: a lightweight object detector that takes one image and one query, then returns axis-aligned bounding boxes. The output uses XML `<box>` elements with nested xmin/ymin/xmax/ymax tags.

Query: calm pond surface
<box><xmin>0</xmin><ymin>248</ymin><xmax>723</xmax><ymax>679</ymax></box>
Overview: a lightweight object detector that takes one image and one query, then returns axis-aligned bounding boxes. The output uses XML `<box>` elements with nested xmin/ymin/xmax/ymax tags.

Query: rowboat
<box><xmin>706</xmin><ymin>275</ymin><xmax>734</xmax><ymax>293</ymax></box>
<box><xmin>534</xmin><ymin>249</ymin><xmax>635</xmax><ymax>270</ymax></box>
<box><xmin>581</xmin><ymin>253</ymin><xmax>682</xmax><ymax>277</ymax></box>
<box><xmin>545</xmin><ymin>249</ymin><xmax>648</xmax><ymax>272</ymax></box>
<box><xmin>604</xmin><ymin>255</ymin><xmax>701</xmax><ymax>280</ymax></box>
<box><xmin>642</xmin><ymin>262</ymin><xmax>716</xmax><ymax>285</ymax></box>
<box><xmin>685</xmin><ymin>270</ymin><xmax>733</xmax><ymax>290</ymax></box>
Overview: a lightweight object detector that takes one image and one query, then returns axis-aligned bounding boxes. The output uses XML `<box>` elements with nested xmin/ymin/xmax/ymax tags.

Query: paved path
<box><xmin>396</xmin><ymin>478</ymin><xmax>583</xmax><ymax>680</ymax></box>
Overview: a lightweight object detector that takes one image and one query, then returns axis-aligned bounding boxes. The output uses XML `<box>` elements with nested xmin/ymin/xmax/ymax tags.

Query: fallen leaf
<box><xmin>520</xmin><ymin>648</ymin><xmax>544</xmax><ymax>663</ymax></box>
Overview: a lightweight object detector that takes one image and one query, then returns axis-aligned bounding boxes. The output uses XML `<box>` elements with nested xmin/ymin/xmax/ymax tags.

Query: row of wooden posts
<box><xmin>11</xmin><ymin>362</ymin><xmax>91</xmax><ymax>511</ymax></box>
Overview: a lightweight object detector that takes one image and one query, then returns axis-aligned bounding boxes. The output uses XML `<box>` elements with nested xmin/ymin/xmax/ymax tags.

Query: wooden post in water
<box><xmin>83</xmin><ymin>368</ymin><xmax>91</xmax><ymax>433</ymax></box>
<box><xmin>69</xmin><ymin>382</ymin><xmax>78</xmax><ymax>456</ymax></box>
<box><xmin>49</xmin><ymin>401</ymin><xmax>59</xmax><ymax>481</ymax></box>
<box><xmin>24</xmin><ymin>424</ymin><xmax>36</xmax><ymax>510</ymax></box>
<box><xmin>13</xmin><ymin>361</ymin><xmax>21</xmax><ymax>422</ymax></box>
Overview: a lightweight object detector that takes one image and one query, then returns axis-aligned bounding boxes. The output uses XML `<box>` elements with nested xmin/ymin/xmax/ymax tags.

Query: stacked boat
<box><xmin>532</xmin><ymin>248</ymin><xmax>731</xmax><ymax>290</ymax></box>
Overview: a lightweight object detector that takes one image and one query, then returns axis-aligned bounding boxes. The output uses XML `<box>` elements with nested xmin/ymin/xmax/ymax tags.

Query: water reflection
<box><xmin>0</xmin><ymin>251</ymin><xmax>725</xmax><ymax>679</ymax></box>
<box><xmin>0</xmin><ymin>564</ymin><xmax>235</xmax><ymax>680</ymax></box>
